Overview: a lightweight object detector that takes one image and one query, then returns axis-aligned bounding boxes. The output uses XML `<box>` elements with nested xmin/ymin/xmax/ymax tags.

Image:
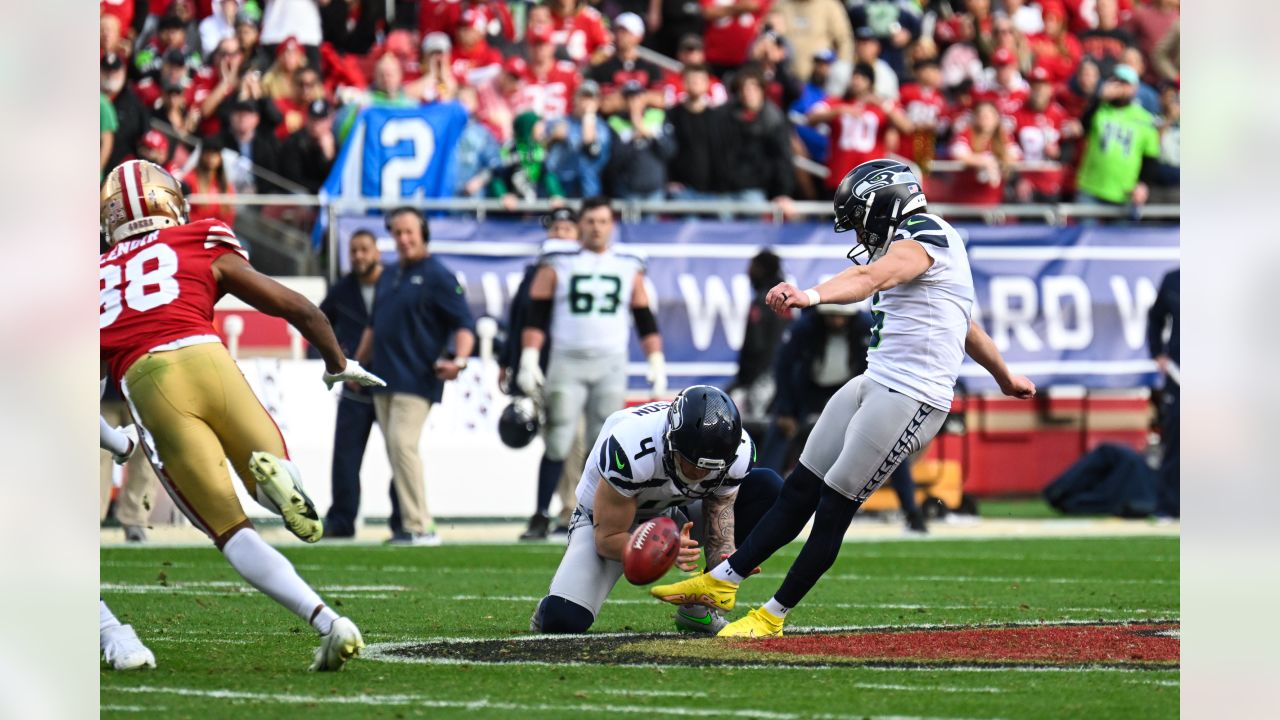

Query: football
<box><xmin>622</xmin><ymin>516</ymin><xmax>680</xmax><ymax>585</ymax></box>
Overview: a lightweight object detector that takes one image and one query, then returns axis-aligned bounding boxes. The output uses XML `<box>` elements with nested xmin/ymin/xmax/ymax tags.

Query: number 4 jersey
<box><xmin>543</xmin><ymin>247</ymin><xmax>645</xmax><ymax>354</ymax></box>
<box><xmin>100</xmin><ymin>219</ymin><xmax>248</xmax><ymax>384</ymax></box>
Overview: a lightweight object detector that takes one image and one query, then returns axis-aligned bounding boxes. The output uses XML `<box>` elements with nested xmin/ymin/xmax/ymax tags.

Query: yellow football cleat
<box><xmin>716</xmin><ymin>607</ymin><xmax>785</xmax><ymax>639</ymax></box>
<box><xmin>650</xmin><ymin>573</ymin><xmax>739</xmax><ymax>612</ymax></box>
<box><xmin>250</xmin><ymin>451</ymin><xmax>323</xmax><ymax>543</ymax></box>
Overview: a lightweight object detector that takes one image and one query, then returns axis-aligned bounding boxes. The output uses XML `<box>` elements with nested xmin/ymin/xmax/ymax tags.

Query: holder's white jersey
<box><xmin>863</xmin><ymin>213</ymin><xmax>975</xmax><ymax>411</ymax></box>
<box><xmin>576</xmin><ymin>402</ymin><xmax>754</xmax><ymax>519</ymax></box>
<box><xmin>543</xmin><ymin>247</ymin><xmax>646</xmax><ymax>354</ymax></box>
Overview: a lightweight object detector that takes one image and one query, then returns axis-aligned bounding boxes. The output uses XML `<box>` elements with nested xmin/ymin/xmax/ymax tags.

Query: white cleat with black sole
<box><xmin>309</xmin><ymin>617</ymin><xmax>365</xmax><ymax>671</ymax></box>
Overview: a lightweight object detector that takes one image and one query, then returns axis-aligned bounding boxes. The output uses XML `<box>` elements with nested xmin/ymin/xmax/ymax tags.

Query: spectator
<box><xmin>472</xmin><ymin>58</ymin><xmax>527</xmax><ymax>144</ymax></box>
<box><xmin>407</xmin><ymin>33</ymin><xmax>459</xmax><ymax>103</ymax></box>
<box><xmin>1125</xmin><ymin>0</ymin><xmax>1179</xmax><ymax>63</ymax></box>
<box><xmin>808</xmin><ymin>63</ymin><xmax>911</xmax><ymax>197</ymax></box>
<box><xmin>659</xmin><ymin>34</ymin><xmax>730</xmax><ymax>108</ymax></box>
<box><xmin>1005</xmin><ymin>0</ymin><xmax>1046</xmax><ymax>36</ymax></box>
<box><xmin>492</xmin><ymin>110</ymin><xmax>566</xmax><ymax>207</ymax></box>
<box><xmin>452</xmin><ymin>86</ymin><xmax>504</xmax><ymax>198</ymax></box>
<box><xmin>183</xmin><ymin>137</ymin><xmax>237</xmax><ymax>226</ymax></box>
<box><xmin>949</xmin><ymin>100</ymin><xmax>1020</xmax><ymax>205</ymax></box>
<box><xmin>319</xmin><ymin>230</ymin><xmax>388</xmax><ymax>539</ymax></box>
<box><xmin>1075</xmin><ymin>64</ymin><xmax>1160</xmax><ymax>210</ymax></box>
<box><xmin>522</xmin><ymin>22</ymin><xmax>581</xmax><ymax>120</ymax></box>
<box><xmin>790</xmin><ymin>49</ymin><xmax>836</xmax><ymax>167</ymax></box>
<box><xmin>977</xmin><ymin>47</ymin><xmax>1029</xmax><ymax>129</ymax></box>
<box><xmin>1027</xmin><ymin>2</ymin><xmax>1082</xmax><ymax>84</ymax></box>
<box><xmin>236</xmin><ymin>13</ymin><xmax>273</xmax><ymax>74</ymax></box>
<box><xmin>450</xmin><ymin>8</ymin><xmax>504</xmax><ymax>88</ymax></box>
<box><xmin>546</xmin><ymin>81</ymin><xmax>613</xmax><ymax>197</ymax></box>
<box><xmin>1150</xmin><ymin>20</ymin><xmax>1179</xmax><ymax>85</ymax></box>
<box><xmin>1120</xmin><ymin>47</ymin><xmax>1160</xmax><ymax>115</ymax></box>
<box><xmin>648</xmin><ymin>0</ymin><xmax>705</xmax><ymax>58</ymax></box>
<box><xmin>220</xmin><ymin>100</ymin><xmax>280</xmax><ymax>194</ymax></box>
<box><xmin>260</xmin><ymin>0</ymin><xmax>324</xmax><ymax>69</ymax></box>
<box><xmin>358</xmin><ymin>207</ymin><xmax>476</xmax><ymax>546</ymax></box>
<box><xmin>136</xmin><ymin>49</ymin><xmax>193</xmax><ymax>109</ymax></box>
<box><xmin>846</xmin><ymin>0</ymin><xmax>922</xmax><ymax>76</ymax></box>
<box><xmin>199</xmin><ymin>0</ymin><xmax>241</xmax><ymax>57</ymax></box>
<box><xmin>897</xmin><ymin>58</ymin><xmax>950</xmax><ymax>168</ymax></box>
<box><xmin>724</xmin><ymin>70</ymin><xmax>797</xmax><ymax>207</ymax></box>
<box><xmin>190</xmin><ymin>37</ymin><xmax>245</xmax><ymax>137</ymax></box>
<box><xmin>1152</xmin><ymin>82</ymin><xmax>1179</xmax><ymax>193</ymax></box>
<box><xmin>989</xmin><ymin>11</ymin><xmax>1032</xmax><ymax>71</ymax></box>
<box><xmin>604</xmin><ymin>81</ymin><xmax>676</xmax><ymax>201</ymax></box>
<box><xmin>261</xmin><ymin>36</ymin><xmax>308</xmax><ymax>100</ymax></box>
<box><xmin>666</xmin><ymin>65</ymin><xmax>732</xmax><ymax>199</ymax></box>
<box><xmin>775</xmin><ymin>0</ymin><xmax>854</xmax><ymax>83</ymax></box>
<box><xmin>702</xmin><ymin>0</ymin><xmax>769</xmax><ymax>76</ymax></box>
<box><xmin>338</xmin><ymin>53</ymin><xmax>418</xmax><ymax>141</ymax></box>
<box><xmin>589</xmin><ymin>13</ymin><xmax>663</xmax><ymax>115</ymax></box>
<box><xmin>545</xmin><ymin>0</ymin><xmax>612</xmax><ymax>64</ymax></box>
<box><xmin>279</xmin><ymin>99</ymin><xmax>338</xmax><ymax>194</ymax></box>
<box><xmin>1059</xmin><ymin>56</ymin><xmax>1101</xmax><ymax>119</ymax></box>
<box><xmin>134</xmin><ymin>14</ymin><xmax>197</xmax><ymax>80</ymax></box>
<box><xmin>318</xmin><ymin>0</ymin><xmax>381</xmax><ymax>56</ymax></box>
<box><xmin>727</xmin><ymin>249</ymin><xmax>787</xmax><ymax>422</ymax></box>
<box><xmin>1078</xmin><ymin>0</ymin><xmax>1133</xmax><ymax>70</ymax></box>
<box><xmin>1013</xmin><ymin>66</ymin><xmax>1080</xmax><ymax>202</ymax></box>
<box><xmin>853</xmin><ymin>26</ymin><xmax>899</xmax><ymax>100</ymax></box>
<box><xmin>748</xmin><ymin>28</ymin><xmax>804</xmax><ymax>111</ymax></box>
<box><xmin>136</xmin><ymin>129</ymin><xmax>184</xmax><ymax>175</ymax></box>
<box><xmin>157</xmin><ymin>78</ymin><xmax>198</xmax><ymax>136</ymax></box>
<box><xmin>271</xmin><ymin>66</ymin><xmax>325</xmax><ymax>140</ymax></box>
<box><xmin>102</xmin><ymin>54</ymin><xmax>148</xmax><ymax>172</ymax></box>
<box><xmin>100</xmin><ymin>93</ymin><xmax>118</xmax><ymax>182</ymax></box>
<box><xmin>100</xmin><ymin>12</ymin><xmax>130</xmax><ymax>61</ymax></box>
<box><xmin>1146</xmin><ymin>268</ymin><xmax>1179</xmax><ymax>518</ymax></box>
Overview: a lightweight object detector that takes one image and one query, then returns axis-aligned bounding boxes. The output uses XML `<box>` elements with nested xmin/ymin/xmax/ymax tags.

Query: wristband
<box><xmin>804</xmin><ymin>288</ymin><xmax>821</xmax><ymax>306</ymax></box>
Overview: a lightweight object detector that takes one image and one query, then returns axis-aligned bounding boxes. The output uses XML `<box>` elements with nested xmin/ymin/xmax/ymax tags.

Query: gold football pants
<box><xmin>121</xmin><ymin>343</ymin><xmax>288</xmax><ymax>544</ymax></box>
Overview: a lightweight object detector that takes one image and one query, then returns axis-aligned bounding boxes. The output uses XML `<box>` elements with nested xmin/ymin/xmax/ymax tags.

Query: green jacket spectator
<box><xmin>1076</xmin><ymin>65</ymin><xmax>1161</xmax><ymax>206</ymax></box>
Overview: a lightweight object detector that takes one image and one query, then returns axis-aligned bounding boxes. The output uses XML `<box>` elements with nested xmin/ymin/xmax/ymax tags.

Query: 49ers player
<box><xmin>99</xmin><ymin>160</ymin><xmax>385</xmax><ymax>671</ymax></box>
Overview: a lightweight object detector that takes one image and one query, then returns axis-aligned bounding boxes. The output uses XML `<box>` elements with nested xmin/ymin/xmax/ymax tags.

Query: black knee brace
<box><xmin>532</xmin><ymin>595</ymin><xmax>594</xmax><ymax>634</ymax></box>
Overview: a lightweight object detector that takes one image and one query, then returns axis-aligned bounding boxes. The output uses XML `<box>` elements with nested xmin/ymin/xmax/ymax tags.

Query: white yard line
<box><xmin>100</xmin><ymin>581</ymin><xmax>406</xmax><ymax>597</ymax></box>
<box><xmin>105</xmin><ymin>685</ymin><xmax>1005</xmax><ymax>720</ymax></box>
<box><xmin>598</xmin><ymin>689</ymin><xmax>710</xmax><ymax>698</ymax></box>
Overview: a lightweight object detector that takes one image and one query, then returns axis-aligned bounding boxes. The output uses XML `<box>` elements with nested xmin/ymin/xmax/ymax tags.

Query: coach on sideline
<box><xmin>355</xmin><ymin>207</ymin><xmax>475</xmax><ymax>546</ymax></box>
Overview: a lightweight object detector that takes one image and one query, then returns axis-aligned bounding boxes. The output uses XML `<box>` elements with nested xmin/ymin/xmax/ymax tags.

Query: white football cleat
<box><xmin>101</xmin><ymin>624</ymin><xmax>156</xmax><ymax>670</ymax></box>
<box><xmin>250</xmin><ymin>452</ymin><xmax>322</xmax><ymax>543</ymax></box>
<box><xmin>309</xmin><ymin>617</ymin><xmax>364</xmax><ymax>672</ymax></box>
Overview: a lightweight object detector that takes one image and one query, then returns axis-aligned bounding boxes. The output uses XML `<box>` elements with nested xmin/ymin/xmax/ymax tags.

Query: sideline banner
<box><xmin>333</xmin><ymin>217</ymin><xmax>1178</xmax><ymax>390</ymax></box>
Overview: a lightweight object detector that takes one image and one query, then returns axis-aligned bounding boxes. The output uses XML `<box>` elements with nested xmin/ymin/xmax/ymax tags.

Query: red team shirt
<box><xmin>896</xmin><ymin>83</ymin><xmax>951</xmax><ymax>165</ymax></box>
<box><xmin>947</xmin><ymin>128</ymin><xmax>1022</xmax><ymax>206</ymax></box>
<box><xmin>100</xmin><ymin>219</ymin><xmax>248</xmax><ymax>384</ymax></box>
<box><xmin>548</xmin><ymin>6</ymin><xmax>610</xmax><ymax>63</ymax></box>
<box><xmin>701</xmin><ymin>0</ymin><xmax>771</xmax><ymax>67</ymax></box>
<box><xmin>815</xmin><ymin>99</ymin><xmax>892</xmax><ymax>189</ymax></box>
<box><xmin>657</xmin><ymin>70</ymin><xmax>729</xmax><ymax>108</ymax></box>
<box><xmin>1013</xmin><ymin>101</ymin><xmax>1071</xmax><ymax>196</ymax></box>
<box><xmin>519</xmin><ymin>61</ymin><xmax>580</xmax><ymax>119</ymax></box>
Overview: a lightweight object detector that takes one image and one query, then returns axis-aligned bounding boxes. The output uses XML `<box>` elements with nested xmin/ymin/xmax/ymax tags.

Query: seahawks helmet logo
<box><xmin>853</xmin><ymin>169</ymin><xmax>916</xmax><ymax>199</ymax></box>
<box><xmin>669</xmin><ymin>394</ymin><xmax>685</xmax><ymax>430</ymax></box>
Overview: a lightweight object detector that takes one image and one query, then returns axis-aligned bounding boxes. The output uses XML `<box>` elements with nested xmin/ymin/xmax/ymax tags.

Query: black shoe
<box><xmin>519</xmin><ymin>512</ymin><xmax>550</xmax><ymax>541</ymax></box>
<box><xmin>906</xmin><ymin>511</ymin><xmax>928</xmax><ymax>534</ymax></box>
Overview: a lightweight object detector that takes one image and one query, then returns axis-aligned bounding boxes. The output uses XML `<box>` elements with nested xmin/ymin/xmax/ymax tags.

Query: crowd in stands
<box><xmin>101</xmin><ymin>0</ymin><xmax>1180</xmax><ymax>216</ymax></box>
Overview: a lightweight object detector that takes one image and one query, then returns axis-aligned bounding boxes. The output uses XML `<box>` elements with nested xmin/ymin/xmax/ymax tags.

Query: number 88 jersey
<box><xmin>100</xmin><ymin>218</ymin><xmax>249</xmax><ymax>384</ymax></box>
<box><xmin>544</xmin><ymin>247</ymin><xmax>645</xmax><ymax>354</ymax></box>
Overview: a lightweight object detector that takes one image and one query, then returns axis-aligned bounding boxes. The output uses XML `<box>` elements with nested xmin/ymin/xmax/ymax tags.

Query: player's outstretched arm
<box><xmin>765</xmin><ymin>241</ymin><xmax>934</xmax><ymax>315</ymax></box>
<box><xmin>964</xmin><ymin>319</ymin><xmax>1036</xmax><ymax>399</ymax></box>
<box><xmin>213</xmin><ymin>254</ymin><xmax>384</xmax><ymax>388</ymax></box>
<box><xmin>591</xmin><ymin>482</ymin><xmax>640</xmax><ymax>563</ymax></box>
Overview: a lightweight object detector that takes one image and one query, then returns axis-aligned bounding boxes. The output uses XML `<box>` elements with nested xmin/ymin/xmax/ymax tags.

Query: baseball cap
<box><xmin>163</xmin><ymin>48</ymin><xmax>187</xmax><ymax>66</ymax></box>
<box><xmin>308</xmin><ymin>98</ymin><xmax>333</xmax><ymax>119</ymax></box>
<box><xmin>576</xmin><ymin>79</ymin><xmax>601</xmax><ymax>97</ymax></box>
<box><xmin>678</xmin><ymin>34</ymin><xmax>704</xmax><ymax>53</ymax></box>
<box><xmin>614</xmin><ymin>12</ymin><xmax>645</xmax><ymax>39</ymax></box>
<box><xmin>1028</xmin><ymin>65</ymin><xmax>1052</xmax><ymax>83</ymax></box>
<box><xmin>234</xmin><ymin>11</ymin><xmax>258</xmax><ymax>29</ymax></box>
<box><xmin>542</xmin><ymin>207</ymin><xmax>579</xmax><ymax>227</ymax></box>
<box><xmin>458</xmin><ymin>8</ymin><xmax>487</xmax><ymax>31</ymax></box>
<box><xmin>141</xmin><ymin>130</ymin><xmax>169</xmax><ymax>152</ymax></box>
<box><xmin>1112</xmin><ymin>64</ymin><xmax>1139</xmax><ymax>85</ymax></box>
<box><xmin>620</xmin><ymin>78</ymin><xmax>646</xmax><ymax>96</ymax></box>
<box><xmin>276</xmin><ymin>36</ymin><xmax>301</xmax><ymax>58</ymax></box>
<box><xmin>854</xmin><ymin>26</ymin><xmax>878</xmax><ymax>40</ymax></box>
<box><xmin>422</xmin><ymin>31</ymin><xmax>452</xmax><ymax>53</ymax></box>
<box><xmin>527</xmin><ymin>24</ymin><xmax>553</xmax><ymax>45</ymax></box>
<box><xmin>813</xmin><ymin>48</ymin><xmax>837</xmax><ymax>64</ymax></box>
<box><xmin>991</xmin><ymin>47</ymin><xmax>1016</xmax><ymax>67</ymax></box>
<box><xmin>503</xmin><ymin>56</ymin><xmax>529</xmax><ymax>78</ymax></box>
<box><xmin>101</xmin><ymin>53</ymin><xmax>124</xmax><ymax>72</ymax></box>
<box><xmin>229</xmin><ymin>98</ymin><xmax>258</xmax><ymax>114</ymax></box>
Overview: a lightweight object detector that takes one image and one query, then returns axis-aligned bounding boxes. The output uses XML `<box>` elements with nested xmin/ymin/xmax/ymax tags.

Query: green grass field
<box><xmin>100</xmin><ymin>534</ymin><xmax>1178</xmax><ymax>719</ymax></box>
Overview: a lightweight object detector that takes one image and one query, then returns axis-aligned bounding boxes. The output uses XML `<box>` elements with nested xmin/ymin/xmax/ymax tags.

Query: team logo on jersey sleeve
<box><xmin>598</xmin><ymin>435</ymin><xmax>633</xmax><ymax>480</ymax></box>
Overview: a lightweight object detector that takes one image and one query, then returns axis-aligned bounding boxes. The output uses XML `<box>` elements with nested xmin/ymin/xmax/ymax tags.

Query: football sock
<box><xmin>709</xmin><ymin>560</ymin><xmax>745</xmax><ymax>584</ymax></box>
<box><xmin>221</xmin><ymin>528</ymin><xmax>335</xmax><ymax>634</ymax></box>
<box><xmin>99</xmin><ymin>598</ymin><xmax>122</xmax><ymax>634</ymax></box>
<box><xmin>763</xmin><ymin>598</ymin><xmax>791</xmax><ymax>618</ymax></box>
<box><xmin>535</xmin><ymin>457</ymin><xmax>565</xmax><ymax>516</ymax></box>
<box><xmin>726</xmin><ymin>464</ymin><xmax>825</xmax><ymax>579</ymax></box>
<box><xmin>774</xmin><ymin>483</ymin><xmax>861</xmax><ymax>609</ymax></box>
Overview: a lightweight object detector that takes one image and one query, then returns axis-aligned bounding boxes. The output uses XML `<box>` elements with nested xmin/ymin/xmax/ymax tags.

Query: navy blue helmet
<box><xmin>833</xmin><ymin>158</ymin><xmax>928</xmax><ymax>264</ymax></box>
<box><xmin>498</xmin><ymin>398</ymin><xmax>540</xmax><ymax>449</ymax></box>
<box><xmin>662</xmin><ymin>385</ymin><xmax>742</xmax><ymax>498</ymax></box>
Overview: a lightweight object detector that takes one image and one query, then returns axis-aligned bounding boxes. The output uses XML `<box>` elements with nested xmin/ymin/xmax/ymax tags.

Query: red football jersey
<box><xmin>450</xmin><ymin>42</ymin><xmax>503</xmax><ymax>82</ymax></box>
<box><xmin>100</xmin><ymin>219</ymin><xmax>248</xmax><ymax>383</ymax></box>
<box><xmin>817</xmin><ymin>99</ymin><xmax>890</xmax><ymax>189</ymax></box>
<box><xmin>897</xmin><ymin>83</ymin><xmax>951</xmax><ymax>165</ymax></box>
<box><xmin>549</xmin><ymin>6</ymin><xmax>610</xmax><ymax>63</ymax></box>
<box><xmin>657</xmin><ymin>70</ymin><xmax>729</xmax><ymax>108</ymax></box>
<box><xmin>701</xmin><ymin>0</ymin><xmax>771</xmax><ymax>67</ymax></box>
<box><xmin>1013</xmin><ymin>101</ymin><xmax>1070</xmax><ymax>196</ymax></box>
<box><xmin>521</xmin><ymin>61</ymin><xmax>580</xmax><ymax>119</ymax></box>
<box><xmin>946</xmin><ymin>129</ymin><xmax>1022</xmax><ymax>206</ymax></box>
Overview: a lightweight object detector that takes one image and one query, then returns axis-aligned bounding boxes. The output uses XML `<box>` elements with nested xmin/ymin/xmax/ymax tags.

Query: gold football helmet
<box><xmin>100</xmin><ymin>159</ymin><xmax>189</xmax><ymax>246</ymax></box>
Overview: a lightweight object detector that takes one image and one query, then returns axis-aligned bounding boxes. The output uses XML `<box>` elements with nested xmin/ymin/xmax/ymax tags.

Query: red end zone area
<box><xmin>734</xmin><ymin>622</ymin><xmax>1179</xmax><ymax>666</ymax></box>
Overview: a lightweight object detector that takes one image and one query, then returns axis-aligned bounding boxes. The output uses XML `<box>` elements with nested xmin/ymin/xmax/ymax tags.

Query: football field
<box><xmin>100</xmin><ymin>531</ymin><xmax>1178</xmax><ymax>719</ymax></box>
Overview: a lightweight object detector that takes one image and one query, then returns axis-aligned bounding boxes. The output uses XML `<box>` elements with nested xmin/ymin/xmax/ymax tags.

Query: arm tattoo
<box><xmin>703</xmin><ymin>496</ymin><xmax>736</xmax><ymax>565</ymax></box>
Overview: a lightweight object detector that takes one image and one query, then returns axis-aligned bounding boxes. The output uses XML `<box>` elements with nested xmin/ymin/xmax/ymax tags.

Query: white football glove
<box><xmin>323</xmin><ymin>359</ymin><xmax>387</xmax><ymax>390</ymax></box>
<box><xmin>516</xmin><ymin>347</ymin><xmax>545</xmax><ymax>397</ymax></box>
<box><xmin>646</xmin><ymin>351</ymin><xmax>668</xmax><ymax>398</ymax></box>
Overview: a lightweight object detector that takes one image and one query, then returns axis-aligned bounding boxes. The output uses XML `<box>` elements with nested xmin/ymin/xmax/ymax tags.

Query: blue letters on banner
<box><xmin>332</xmin><ymin>217</ymin><xmax>1178</xmax><ymax>391</ymax></box>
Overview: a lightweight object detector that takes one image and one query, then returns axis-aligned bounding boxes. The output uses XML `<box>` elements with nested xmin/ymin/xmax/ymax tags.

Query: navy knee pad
<box><xmin>533</xmin><ymin>595</ymin><xmax>594</xmax><ymax>634</ymax></box>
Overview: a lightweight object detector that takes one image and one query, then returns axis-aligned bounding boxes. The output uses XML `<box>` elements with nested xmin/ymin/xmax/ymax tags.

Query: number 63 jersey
<box><xmin>544</xmin><ymin>247</ymin><xmax>646</xmax><ymax>354</ymax></box>
<box><xmin>100</xmin><ymin>219</ymin><xmax>248</xmax><ymax>384</ymax></box>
